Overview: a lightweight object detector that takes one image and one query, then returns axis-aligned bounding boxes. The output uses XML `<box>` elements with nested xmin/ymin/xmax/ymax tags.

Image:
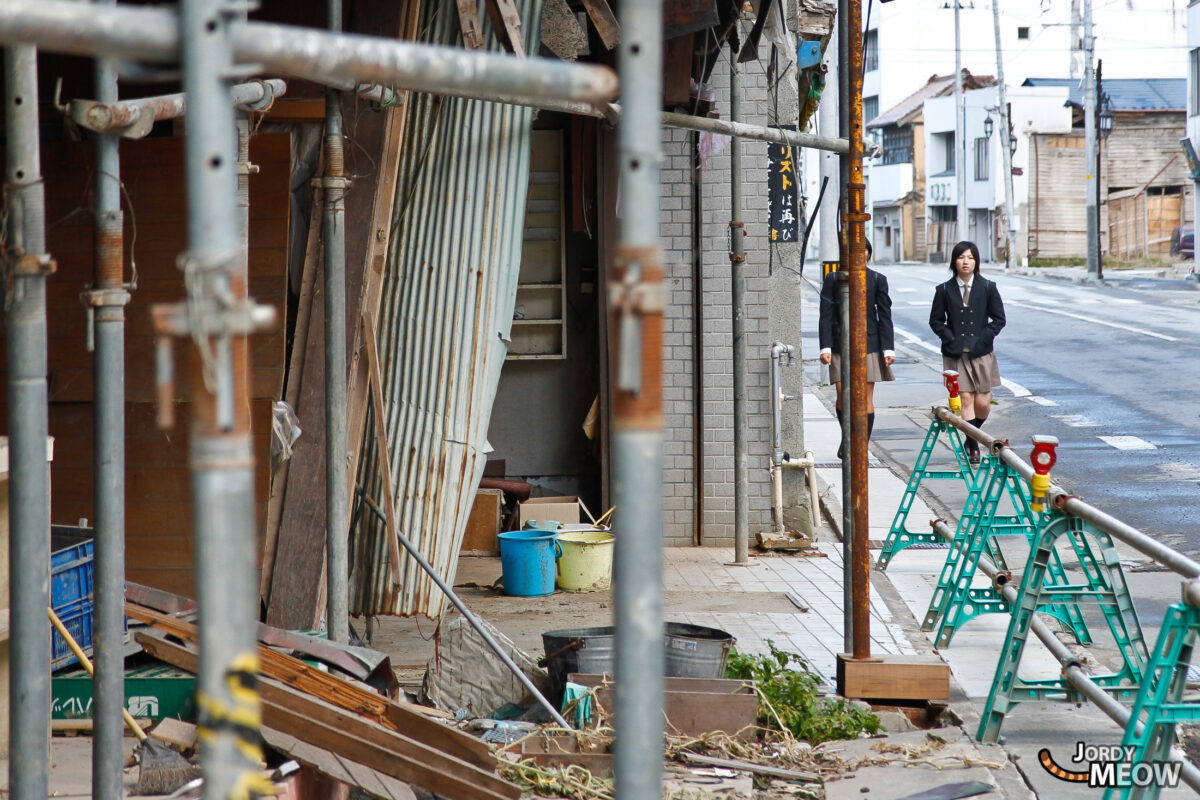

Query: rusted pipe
<box><xmin>845</xmin><ymin>0</ymin><xmax>871</xmax><ymax>662</ymax></box>
<box><xmin>68</xmin><ymin>78</ymin><xmax>287</xmax><ymax>137</ymax></box>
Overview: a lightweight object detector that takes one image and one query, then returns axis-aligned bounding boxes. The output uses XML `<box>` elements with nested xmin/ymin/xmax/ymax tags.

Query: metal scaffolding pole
<box><xmin>0</xmin><ymin>1</ymin><xmax>618</xmax><ymax>108</ymax></box>
<box><xmin>990</xmin><ymin>0</ymin><xmax>1017</xmax><ymax>268</ymax></box>
<box><xmin>4</xmin><ymin>43</ymin><xmax>51</xmax><ymax>800</ymax></box>
<box><xmin>730</xmin><ymin>54</ymin><xmax>749</xmax><ymax>565</ymax></box>
<box><xmin>844</xmin><ymin>0</ymin><xmax>871</xmax><ymax>661</ymax></box>
<box><xmin>67</xmin><ymin>78</ymin><xmax>287</xmax><ymax>136</ymax></box>
<box><xmin>324</xmin><ymin>0</ymin><xmax>350</xmax><ymax>646</ymax></box>
<box><xmin>174</xmin><ymin>0</ymin><xmax>271</xmax><ymax>796</ymax></box>
<box><xmin>88</xmin><ymin>1</ymin><xmax>130</xmax><ymax>794</ymax></box>
<box><xmin>613</xmin><ymin>0</ymin><xmax>664</xmax><ymax>796</ymax></box>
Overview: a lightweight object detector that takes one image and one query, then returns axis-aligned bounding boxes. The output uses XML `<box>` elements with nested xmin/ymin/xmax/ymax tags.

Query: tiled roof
<box><xmin>1021</xmin><ymin>77</ymin><xmax>1185</xmax><ymax>112</ymax></box>
<box><xmin>867</xmin><ymin>70</ymin><xmax>996</xmax><ymax>129</ymax></box>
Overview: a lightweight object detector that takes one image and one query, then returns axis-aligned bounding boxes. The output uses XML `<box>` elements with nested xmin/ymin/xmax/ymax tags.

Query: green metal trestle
<box><xmin>923</xmin><ymin>454</ymin><xmax>1092</xmax><ymax>648</ymax></box>
<box><xmin>1104</xmin><ymin>600</ymin><xmax>1200</xmax><ymax>799</ymax></box>
<box><xmin>979</xmin><ymin>513</ymin><xmax>1148</xmax><ymax>743</ymax></box>
<box><xmin>876</xmin><ymin>417</ymin><xmax>973</xmax><ymax>570</ymax></box>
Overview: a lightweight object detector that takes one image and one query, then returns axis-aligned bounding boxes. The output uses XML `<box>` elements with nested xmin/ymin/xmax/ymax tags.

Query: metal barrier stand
<box><xmin>923</xmin><ymin>449</ymin><xmax>1092</xmax><ymax>649</ymax></box>
<box><xmin>875</xmin><ymin>414</ymin><xmax>973</xmax><ymax>570</ymax></box>
<box><xmin>979</xmin><ymin>511</ymin><xmax>1149</xmax><ymax>743</ymax></box>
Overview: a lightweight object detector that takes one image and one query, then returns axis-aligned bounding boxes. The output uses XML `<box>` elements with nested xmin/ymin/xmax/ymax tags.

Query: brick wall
<box><xmin>660</xmin><ymin>57</ymin><xmax>778</xmax><ymax>547</ymax></box>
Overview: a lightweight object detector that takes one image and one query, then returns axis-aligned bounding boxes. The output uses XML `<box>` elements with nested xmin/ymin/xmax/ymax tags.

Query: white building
<box><xmin>1189</xmin><ymin>3</ymin><xmax>1200</xmax><ymax>238</ymax></box>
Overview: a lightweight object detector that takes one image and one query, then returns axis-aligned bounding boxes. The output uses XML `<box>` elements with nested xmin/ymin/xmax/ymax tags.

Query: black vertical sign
<box><xmin>768</xmin><ymin>126</ymin><xmax>800</xmax><ymax>244</ymax></box>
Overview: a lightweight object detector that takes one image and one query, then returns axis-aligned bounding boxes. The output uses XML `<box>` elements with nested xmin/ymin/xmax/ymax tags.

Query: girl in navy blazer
<box><xmin>928</xmin><ymin>240</ymin><xmax>1006</xmax><ymax>464</ymax></box>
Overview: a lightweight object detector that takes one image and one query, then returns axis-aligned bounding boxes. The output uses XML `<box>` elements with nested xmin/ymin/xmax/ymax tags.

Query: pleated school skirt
<box><xmin>942</xmin><ymin>352</ymin><xmax>1001</xmax><ymax>392</ymax></box>
<box><xmin>829</xmin><ymin>352</ymin><xmax>894</xmax><ymax>384</ymax></box>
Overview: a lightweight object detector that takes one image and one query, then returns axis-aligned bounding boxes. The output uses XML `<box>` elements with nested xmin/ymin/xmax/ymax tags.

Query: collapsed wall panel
<box><xmin>349</xmin><ymin>0</ymin><xmax>544</xmax><ymax>618</ymax></box>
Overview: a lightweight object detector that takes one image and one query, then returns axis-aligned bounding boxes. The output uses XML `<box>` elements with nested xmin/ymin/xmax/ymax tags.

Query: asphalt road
<box><xmin>802</xmin><ymin>263</ymin><xmax>1200</xmax><ymax>628</ymax></box>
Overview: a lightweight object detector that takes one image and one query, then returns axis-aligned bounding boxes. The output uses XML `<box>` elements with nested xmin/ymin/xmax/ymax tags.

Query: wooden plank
<box><xmin>128</xmin><ymin>607</ymin><xmax>491</xmax><ymax>769</ymax></box>
<box><xmin>664</xmin><ymin>34</ymin><xmax>693</xmax><ymax>107</ymax></box>
<box><xmin>836</xmin><ymin>654</ymin><xmax>950</xmax><ymax>702</ymax></box>
<box><xmin>679</xmin><ymin>751</ymin><xmax>819</xmax><ymax>783</ymax></box>
<box><xmin>484</xmin><ymin>0</ymin><xmax>527</xmax><ymax>56</ymax></box>
<box><xmin>363</xmin><ymin>315</ymin><xmax>403</xmax><ymax>587</ymax></box>
<box><xmin>261</xmin><ymin>192</ymin><xmax>325</xmax><ymax>601</ymax></box>
<box><xmin>150</xmin><ymin>718</ymin><xmax>198</xmax><ymax>750</ymax></box>
<box><xmin>268</xmin><ymin>0</ymin><xmax>417</xmax><ymax>630</ymax></box>
<box><xmin>456</xmin><ymin>0</ymin><xmax>485</xmax><ymax>49</ymax></box>
<box><xmin>539</xmin><ymin>0</ymin><xmax>587</xmax><ymax>60</ymax></box>
<box><xmin>569</xmin><ymin>675</ymin><xmax>758</xmax><ymax>740</ymax></box>
<box><xmin>461</xmin><ymin>488</ymin><xmax>504</xmax><ymax>553</ymax></box>
<box><xmin>568</xmin><ymin>673</ymin><xmax>753</xmax><ymax>696</ymax></box>
<box><xmin>580</xmin><ymin>0</ymin><xmax>621</xmax><ymax>49</ymax></box>
<box><xmin>262</xmin><ymin>725</ymin><xmax>418</xmax><ymax>800</ymax></box>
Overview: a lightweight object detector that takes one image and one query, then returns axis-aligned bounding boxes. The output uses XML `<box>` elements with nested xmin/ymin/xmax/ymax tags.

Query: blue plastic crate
<box><xmin>51</xmin><ymin>526</ymin><xmax>95</xmax><ymax>671</ymax></box>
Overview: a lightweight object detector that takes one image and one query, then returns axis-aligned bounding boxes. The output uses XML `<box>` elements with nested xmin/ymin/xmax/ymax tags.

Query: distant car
<box><xmin>1170</xmin><ymin>225</ymin><xmax>1194</xmax><ymax>259</ymax></box>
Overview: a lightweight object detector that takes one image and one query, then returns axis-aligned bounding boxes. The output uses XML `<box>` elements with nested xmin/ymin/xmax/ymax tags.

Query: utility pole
<box><xmin>819</xmin><ymin>17</ymin><xmax>840</xmax><ymax>271</ymax></box>
<box><xmin>1070</xmin><ymin>0</ymin><xmax>1082</xmax><ymax>78</ymax></box>
<box><xmin>730</xmin><ymin>53</ymin><xmax>749</xmax><ymax>565</ymax></box>
<box><xmin>954</xmin><ymin>0</ymin><xmax>967</xmax><ymax>244</ymax></box>
<box><xmin>1084</xmin><ymin>0</ymin><xmax>1099</xmax><ymax>277</ymax></box>
<box><xmin>991</xmin><ymin>0</ymin><xmax>1017</xmax><ymax>268</ymax></box>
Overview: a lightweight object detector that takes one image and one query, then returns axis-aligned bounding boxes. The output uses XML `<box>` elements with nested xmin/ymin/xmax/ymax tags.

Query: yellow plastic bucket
<box><xmin>555</xmin><ymin>531</ymin><xmax>615</xmax><ymax>592</ymax></box>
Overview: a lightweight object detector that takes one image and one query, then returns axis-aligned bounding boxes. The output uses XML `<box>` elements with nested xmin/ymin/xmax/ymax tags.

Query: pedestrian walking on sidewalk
<box><xmin>819</xmin><ymin>241</ymin><xmax>895</xmax><ymax>460</ymax></box>
<box><xmin>929</xmin><ymin>240</ymin><xmax>1006</xmax><ymax>466</ymax></box>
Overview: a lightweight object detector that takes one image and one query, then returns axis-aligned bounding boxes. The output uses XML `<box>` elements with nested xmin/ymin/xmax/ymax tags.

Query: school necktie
<box><xmin>962</xmin><ymin>283</ymin><xmax>970</xmax><ymax>306</ymax></box>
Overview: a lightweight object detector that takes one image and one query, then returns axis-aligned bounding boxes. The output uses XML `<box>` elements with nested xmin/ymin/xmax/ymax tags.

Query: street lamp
<box><xmin>983</xmin><ymin>114</ymin><xmax>994</xmax><ymax>139</ymax></box>
<box><xmin>1099</xmin><ymin>94</ymin><xmax>1114</xmax><ymax>140</ymax></box>
<box><xmin>1009</xmin><ymin>135</ymin><xmax>1018</xmax><ymax>156</ymax></box>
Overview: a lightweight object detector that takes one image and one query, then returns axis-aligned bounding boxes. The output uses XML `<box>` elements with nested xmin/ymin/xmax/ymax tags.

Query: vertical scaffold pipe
<box><xmin>845</xmin><ymin>0</ymin><xmax>872</xmax><ymax>660</ymax></box>
<box><xmin>4</xmin><ymin>42</ymin><xmax>51</xmax><ymax>800</ymax></box>
<box><xmin>324</xmin><ymin>0</ymin><xmax>350</xmax><ymax>645</ymax></box>
<box><xmin>613</xmin><ymin>0</ymin><xmax>664</xmax><ymax>797</ymax></box>
<box><xmin>178</xmin><ymin>1</ymin><xmax>265</xmax><ymax>797</ymax></box>
<box><xmin>836</xmin><ymin>0</ymin><xmax>854</xmax><ymax>656</ymax></box>
<box><xmin>90</xmin><ymin>7</ymin><xmax>129</xmax><ymax>796</ymax></box>
<box><xmin>730</xmin><ymin>53</ymin><xmax>749</xmax><ymax>564</ymax></box>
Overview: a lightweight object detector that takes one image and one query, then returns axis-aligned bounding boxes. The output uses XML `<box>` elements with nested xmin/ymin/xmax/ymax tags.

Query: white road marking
<box><xmin>1099</xmin><ymin>435</ymin><xmax>1157</xmax><ymax>451</ymax></box>
<box><xmin>1007</xmin><ymin>301</ymin><xmax>1179</xmax><ymax>342</ymax></box>
<box><xmin>1053</xmin><ymin>414</ymin><xmax>1099</xmax><ymax>427</ymax></box>
<box><xmin>906</xmin><ymin>301</ymin><xmax>930</xmax><ymax>306</ymax></box>
<box><xmin>1027</xmin><ymin>396</ymin><xmax>1059</xmax><ymax>407</ymax></box>
<box><xmin>1000</xmin><ymin>378</ymin><xmax>1031</xmax><ymax>397</ymax></box>
<box><xmin>896</xmin><ymin>287</ymin><xmax>919</xmax><ymax>293</ymax></box>
<box><xmin>892</xmin><ymin>325</ymin><xmax>942</xmax><ymax>354</ymax></box>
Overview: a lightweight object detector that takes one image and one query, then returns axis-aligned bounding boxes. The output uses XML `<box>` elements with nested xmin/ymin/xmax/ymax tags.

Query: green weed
<box><xmin>725</xmin><ymin>641</ymin><xmax>881</xmax><ymax>745</ymax></box>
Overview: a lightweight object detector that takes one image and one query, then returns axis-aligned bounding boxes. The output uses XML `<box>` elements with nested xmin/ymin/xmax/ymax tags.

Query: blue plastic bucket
<box><xmin>498</xmin><ymin>530</ymin><xmax>562</xmax><ymax>597</ymax></box>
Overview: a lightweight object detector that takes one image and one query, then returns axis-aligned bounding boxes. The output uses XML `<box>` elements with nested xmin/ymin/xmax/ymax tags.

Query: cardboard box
<box><xmin>518</xmin><ymin>496</ymin><xmax>581</xmax><ymax>528</ymax></box>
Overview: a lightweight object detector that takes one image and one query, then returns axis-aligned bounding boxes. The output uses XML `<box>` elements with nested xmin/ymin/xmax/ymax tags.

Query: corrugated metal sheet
<box><xmin>1023</xmin><ymin>77</ymin><xmax>1185</xmax><ymax>112</ymax></box>
<box><xmin>349</xmin><ymin>0</ymin><xmax>543</xmax><ymax>617</ymax></box>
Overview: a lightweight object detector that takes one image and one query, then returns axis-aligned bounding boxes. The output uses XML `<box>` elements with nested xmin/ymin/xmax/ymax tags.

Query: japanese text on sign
<box><xmin>768</xmin><ymin>129</ymin><xmax>800</xmax><ymax>243</ymax></box>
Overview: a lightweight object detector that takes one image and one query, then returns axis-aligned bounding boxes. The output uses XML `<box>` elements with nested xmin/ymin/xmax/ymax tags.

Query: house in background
<box><xmin>867</xmin><ymin>71</ymin><xmax>993</xmax><ymax>262</ymax></box>
<box><xmin>1023</xmin><ymin>77</ymin><xmax>1191</xmax><ymax>261</ymax></box>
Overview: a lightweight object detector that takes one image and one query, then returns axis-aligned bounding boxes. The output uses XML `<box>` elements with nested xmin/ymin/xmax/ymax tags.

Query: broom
<box><xmin>49</xmin><ymin>607</ymin><xmax>199</xmax><ymax>795</ymax></box>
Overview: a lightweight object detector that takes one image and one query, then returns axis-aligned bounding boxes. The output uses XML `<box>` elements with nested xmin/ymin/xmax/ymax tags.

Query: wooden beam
<box><xmin>363</xmin><ymin>315</ymin><xmax>403</xmax><ymax>587</ymax></box>
<box><xmin>580</xmin><ymin>0</ymin><xmax>621</xmax><ymax>49</ymax></box>
<box><xmin>135</xmin><ymin>633</ymin><xmax>516</xmax><ymax>800</ymax></box>
<box><xmin>484</xmin><ymin>0</ymin><xmax>527</xmax><ymax>56</ymax></box>
<box><xmin>456</xmin><ymin>0</ymin><xmax>485</xmax><ymax>49</ymax></box>
<box><xmin>262</xmin><ymin>726</ymin><xmax>417</xmax><ymax>800</ymax></box>
<box><xmin>127</xmin><ymin>604</ymin><xmax>490</xmax><ymax>769</ymax></box>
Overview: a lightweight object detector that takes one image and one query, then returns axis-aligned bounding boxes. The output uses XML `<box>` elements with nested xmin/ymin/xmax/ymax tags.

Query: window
<box><xmin>1191</xmin><ymin>48</ymin><xmax>1200</xmax><ymax>116</ymax></box>
<box><xmin>882</xmin><ymin>126</ymin><xmax>914</xmax><ymax>165</ymax></box>
<box><xmin>931</xmin><ymin>206</ymin><xmax>957</xmax><ymax>223</ymax></box>
<box><xmin>864</xmin><ymin>29</ymin><xmax>879</xmax><ymax>71</ymax></box>
<box><xmin>1017</xmin><ymin>26</ymin><xmax>1030</xmax><ymax>40</ymax></box>
<box><xmin>864</xmin><ymin>95</ymin><xmax>879</xmax><ymax>125</ymax></box>
<box><xmin>943</xmin><ymin>133</ymin><xmax>956</xmax><ymax>172</ymax></box>
<box><xmin>974</xmin><ymin>136</ymin><xmax>989</xmax><ymax>180</ymax></box>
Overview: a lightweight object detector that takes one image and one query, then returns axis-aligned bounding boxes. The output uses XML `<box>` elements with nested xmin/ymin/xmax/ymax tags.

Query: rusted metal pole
<box><xmin>845</xmin><ymin>0</ymin><xmax>871</xmax><ymax>661</ymax></box>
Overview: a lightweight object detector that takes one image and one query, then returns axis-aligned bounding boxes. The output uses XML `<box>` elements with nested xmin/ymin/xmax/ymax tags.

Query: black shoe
<box><xmin>969</xmin><ymin>450</ymin><xmax>981</xmax><ymax>466</ymax></box>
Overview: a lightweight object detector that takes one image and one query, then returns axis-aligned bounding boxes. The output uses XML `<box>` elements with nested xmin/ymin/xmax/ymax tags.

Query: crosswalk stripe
<box><xmin>1099</xmin><ymin>436</ymin><xmax>1157</xmax><ymax>451</ymax></box>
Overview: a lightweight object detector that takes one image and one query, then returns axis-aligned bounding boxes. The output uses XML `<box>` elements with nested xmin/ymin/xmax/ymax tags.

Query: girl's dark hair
<box><xmin>949</xmin><ymin>241</ymin><xmax>982</xmax><ymax>275</ymax></box>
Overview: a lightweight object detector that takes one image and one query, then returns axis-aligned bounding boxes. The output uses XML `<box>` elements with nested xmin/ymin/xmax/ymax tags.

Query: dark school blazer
<box><xmin>929</xmin><ymin>276</ymin><xmax>1006</xmax><ymax>358</ymax></box>
<box><xmin>818</xmin><ymin>268</ymin><xmax>895</xmax><ymax>355</ymax></box>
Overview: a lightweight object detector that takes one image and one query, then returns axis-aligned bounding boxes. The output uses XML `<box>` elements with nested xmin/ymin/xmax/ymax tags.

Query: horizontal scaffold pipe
<box><xmin>930</xmin><ymin>520</ymin><xmax>1200</xmax><ymax>793</ymax></box>
<box><xmin>71</xmin><ymin>79</ymin><xmax>287</xmax><ymax>134</ymax></box>
<box><xmin>933</xmin><ymin>404</ymin><xmax>1200</xmax><ymax>604</ymax></box>
<box><xmin>0</xmin><ymin>1</ymin><xmax>617</xmax><ymax>106</ymax></box>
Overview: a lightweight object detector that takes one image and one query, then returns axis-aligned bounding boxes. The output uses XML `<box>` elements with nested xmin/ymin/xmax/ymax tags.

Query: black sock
<box><xmin>868</xmin><ymin>412</ymin><xmax>875</xmax><ymax>439</ymax></box>
<box><xmin>836</xmin><ymin>408</ymin><xmax>845</xmax><ymax>459</ymax></box>
<box><xmin>968</xmin><ymin>418</ymin><xmax>985</xmax><ymax>454</ymax></box>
